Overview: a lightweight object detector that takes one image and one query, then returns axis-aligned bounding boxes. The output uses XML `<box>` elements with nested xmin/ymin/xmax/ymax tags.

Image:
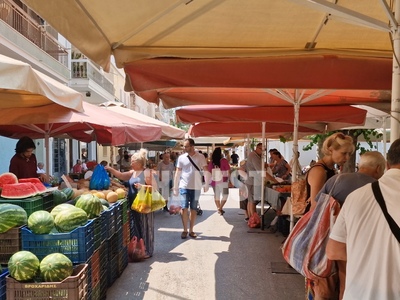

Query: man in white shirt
<box><xmin>173</xmin><ymin>138</ymin><xmax>209</xmax><ymax>239</ymax></box>
<box><xmin>327</xmin><ymin>140</ymin><xmax>400</xmax><ymax>300</ymax></box>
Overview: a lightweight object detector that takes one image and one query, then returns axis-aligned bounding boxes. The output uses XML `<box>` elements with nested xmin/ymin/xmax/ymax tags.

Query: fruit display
<box><xmin>61</xmin><ymin>187</ymin><xmax>74</xmax><ymax>200</ymax></box>
<box><xmin>8</xmin><ymin>251</ymin><xmax>40</xmax><ymax>282</ymax></box>
<box><xmin>39</xmin><ymin>253</ymin><xmax>73</xmax><ymax>282</ymax></box>
<box><xmin>54</xmin><ymin>208</ymin><xmax>88</xmax><ymax>233</ymax></box>
<box><xmin>0</xmin><ymin>172</ymin><xmax>18</xmax><ymax>191</ymax></box>
<box><xmin>0</xmin><ymin>203</ymin><xmax>27</xmax><ymax>233</ymax></box>
<box><xmin>75</xmin><ymin>193</ymin><xmax>103</xmax><ymax>218</ymax></box>
<box><xmin>106</xmin><ymin>191</ymin><xmax>118</xmax><ymax>203</ymax></box>
<box><xmin>50</xmin><ymin>203</ymin><xmax>80</xmax><ymax>220</ymax></box>
<box><xmin>19</xmin><ymin>178</ymin><xmax>47</xmax><ymax>193</ymax></box>
<box><xmin>52</xmin><ymin>189</ymin><xmax>68</xmax><ymax>205</ymax></box>
<box><xmin>1</xmin><ymin>182</ymin><xmax>40</xmax><ymax>199</ymax></box>
<box><xmin>27</xmin><ymin>211</ymin><xmax>54</xmax><ymax>234</ymax></box>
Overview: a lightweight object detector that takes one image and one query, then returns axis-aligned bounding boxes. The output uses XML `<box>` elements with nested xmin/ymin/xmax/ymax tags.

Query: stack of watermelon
<box><xmin>0</xmin><ymin>172</ymin><xmax>47</xmax><ymax>199</ymax></box>
<box><xmin>8</xmin><ymin>251</ymin><xmax>74</xmax><ymax>282</ymax></box>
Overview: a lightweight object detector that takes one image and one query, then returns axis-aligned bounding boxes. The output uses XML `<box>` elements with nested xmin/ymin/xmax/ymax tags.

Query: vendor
<box><xmin>9</xmin><ymin>136</ymin><xmax>47</xmax><ymax>182</ymax></box>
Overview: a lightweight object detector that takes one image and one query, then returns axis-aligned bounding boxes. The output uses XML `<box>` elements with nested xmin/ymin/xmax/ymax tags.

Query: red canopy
<box><xmin>124</xmin><ymin>55</ymin><xmax>392</xmax><ymax>110</ymax></box>
<box><xmin>189</xmin><ymin>121</ymin><xmax>320</xmax><ymax>138</ymax></box>
<box><xmin>0</xmin><ymin>102</ymin><xmax>162</xmax><ymax>145</ymax></box>
<box><xmin>176</xmin><ymin>105</ymin><xmax>367</xmax><ymax>131</ymax></box>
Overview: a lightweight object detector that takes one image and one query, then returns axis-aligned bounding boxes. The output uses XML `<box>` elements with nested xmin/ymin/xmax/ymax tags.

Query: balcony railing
<box><xmin>71</xmin><ymin>58</ymin><xmax>115</xmax><ymax>95</ymax></box>
<box><xmin>0</xmin><ymin>0</ymin><xmax>68</xmax><ymax>66</ymax></box>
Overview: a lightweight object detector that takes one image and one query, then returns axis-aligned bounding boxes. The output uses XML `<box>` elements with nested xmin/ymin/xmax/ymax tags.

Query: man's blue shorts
<box><xmin>179</xmin><ymin>188</ymin><xmax>200</xmax><ymax>210</ymax></box>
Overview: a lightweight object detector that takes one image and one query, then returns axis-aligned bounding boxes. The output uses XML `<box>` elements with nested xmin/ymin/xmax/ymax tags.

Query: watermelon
<box><xmin>75</xmin><ymin>194</ymin><xmax>103</xmax><ymax>218</ymax></box>
<box><xmin>1</xmin><ymin>183</ymin><xmax>37</xmax><ymax>199</ymax></box>
<box><xmin>50</xmin><ymin>203</ymin><xmax>80</xmax><ymax>220</ymax></box>
<box><xmin>61</xmin><ymin>188</ymin><xmax>74</xmax><ymax>200</ymax></box>
<box><xmin>8</xmin><ymin>251</ymin><xmax>40</xmax><ymax>282</ymax></box>
<box><xmin>19</xmin><ymin>178</ymin><xmax>47</xmax><ymax>193</ymax></box>
<box><xmin>53</xmin><ymin>190</ymin><xmax>68</xmax><ymax>205</ymax></box>
<box><xmin>100</xmin><ymin>198</ymin><xmax>110</xmax><ymax>207</ymax></box>
<box><xmin>54</xmin><ymin>207</ymin><xmax>88</xmax><ymax>232</ymax></box>
<box><xmin>0</xmin><ymin>204</ymin><xmax>27</xmax><ymax>233</ymax></box>
<box><xmin>27</xmin><ymin>211</ymin><xmax>54</xmax><ymax>234</ymax></box>
<box><xmin>39</xmin><ymin>253</ymin><xmax>73</xmax><ymax>282</ymax></box>
<box><xmin>0</xmin><ymin>172</ymin><xmax>18</xmax><ymax>190</ymax></box>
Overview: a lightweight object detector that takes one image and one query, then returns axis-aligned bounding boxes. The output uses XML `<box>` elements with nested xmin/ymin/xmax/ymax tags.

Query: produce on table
<box><xmin>106</xmin><ymin>191</ymin><xmax>118</xmax><ymax>203</ymax></box>
<box><xmin>1</xmin><ymin>182</ymin><xmax>39</xmax><ymax>199</ymax></box>
<box><xmin>52</xmin><ymin>189</ymin><xmax>68</xmax><ymax>205</ymax></box>
<box><xmin>61</xmin><ymin>187</ymin><xmax>74</xmax><ymax>200</ymax></box>
<box><xmin>115</xmin><ymin>188</ymin><xmax>126</xmax><ymax>199</ymax></box>
<box><xmin>0</xmin><ymin>172</ymin><xmax>18</xmax><ymax>191</ymax></box>
<box><xmin>8</xmin><ymin>251</ymin><xmax>40</xmax><ymax>281</ymax></box>
<box><xmin>75</xmin><ymin>193</ymin><xmax>103</xmax><ymax>218</ymax></box>
<box><xmin>54</xmin><ymin>207</ymin><xmax>88</xmax><ymax>232</ymax></box>
<box><xmin>19</xmin><ymin>178</ymin><xmax>47</xmax><ymax>193</ymax></box>
<box><xmin>39</xmin><ymin>253</ymin><xmax>73</xmax><ymax>282</ymax></box>
<box><xmin>50</xmin><ymin>203</ymin><xmax>80</xmax><ymax>220</ymax></box>
<box><xmin>100</xmin><ymin>199</ymin><xmax>110</xmax><ymax>207</ymax></box>
<box><xmin>28</xmin><ymin>210</ymin><xmax>54</xmax><ymax>234</ymax></box>
<box><xmin>0</xmin><ymin>203</ymin><xmax>27</xmax><ymax>233</ymax></box>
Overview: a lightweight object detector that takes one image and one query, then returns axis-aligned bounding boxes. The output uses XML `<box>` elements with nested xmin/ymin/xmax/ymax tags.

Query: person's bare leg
<box><xmin>214</xmin><ymin>199</ymin><xmax>221</xmax><ymax>213</ymax></box>
<box><xmin>181</xmin><ymin>208</ymin><xmax>189</xmax><ymax>233</ymax></box>
<box><xmin>247</xmin><ymin>201</ymin><xmax>256</xmax><ymax>216</ymax></box>
<box><xmin>189</xmin><ymin>209</ymin><xmax>197</xmax><ymax>233</ymax></box>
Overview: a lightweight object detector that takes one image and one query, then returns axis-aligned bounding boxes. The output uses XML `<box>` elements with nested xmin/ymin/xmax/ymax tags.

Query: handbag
<box><xmin>187</xmin><ymin>154</ymin><xmax>205</xmax><ymax>183</ymax></box>
<box><xmin>282</xmin><ymin>175</ymin><xmax>341</xmax><ymax>280</ymax></box>
<box><xmin>131</xmin><ymin>185</ymin><xmax>166</xmax><ymax>213</ymax></box>
<box><xmin>290</xmin><ymin>162</ymin><xmax>327</xmax><ymax>215</ymax></box>
<box><xmin>211</xmin><ymin>164</ymin><xmax>223</xmax><ymax>182</ymax></box>
<box><xmin>371</xmin><ymin>181</ymin><xmax>400</xmax><ymax>242</ymax></box>
<box><xmin>291</xmin><ymin>179</ymin><xmax>308</xmax><ymax>215</ymax></box>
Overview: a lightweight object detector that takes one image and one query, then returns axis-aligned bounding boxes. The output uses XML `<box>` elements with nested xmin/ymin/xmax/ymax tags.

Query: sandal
<box><xmin>181</xmin><ymin>231</ymin><xmax>188</xmax><ymax>239</ymax></box>
<box><xmin>189</xmin><ymin>232</ymin><xmax>197</xmax><ymax>238</ymax></box>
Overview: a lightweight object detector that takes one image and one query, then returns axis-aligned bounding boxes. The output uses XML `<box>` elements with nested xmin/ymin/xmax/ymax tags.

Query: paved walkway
<box><xmin>107</xmin><ymin>189</ymin><xmax>305</xmax><ymax>300</ymax></box>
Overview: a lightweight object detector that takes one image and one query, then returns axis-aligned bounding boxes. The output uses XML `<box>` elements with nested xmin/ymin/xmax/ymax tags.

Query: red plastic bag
<box><xmin>128</xmin><ymin>236</ymin><xmax>146</xmax><ymax>262</ymax></box>
<box><xmin>248</xmin><ymin>213</ymin><xmax>261</xmax><ymax>228</ymax></box>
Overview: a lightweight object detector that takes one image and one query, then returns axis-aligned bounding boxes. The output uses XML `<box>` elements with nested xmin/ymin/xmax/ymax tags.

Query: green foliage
<box><xmin>170</xmin><ymin>121</ymin><xmax>190</xmax><ymax>132</ymax></box>
<box><xmin>302</xmin><ymin>129</ymin><xmax>382</xmax><ymax>154</ymax></box>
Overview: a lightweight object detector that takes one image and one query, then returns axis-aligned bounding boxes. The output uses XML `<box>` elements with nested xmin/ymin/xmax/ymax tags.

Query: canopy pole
<box><xmin>290</xmin><ymin>96</ymin><xmax>301</xmax><ymax>231</ymax></box>
<box><xmin>390</xmin><ymin>1</ymin><xmax>400</xmax><ymax>142</ymax></box>
<box><xmin>45</xmin><ymin>132</ymin><xmax>50</xmax><ymax>181</ymax></box>
<box><xmin>260</xmin><ymin>122</ymin><xmax>266</xmax><ymax>230</ymax></box>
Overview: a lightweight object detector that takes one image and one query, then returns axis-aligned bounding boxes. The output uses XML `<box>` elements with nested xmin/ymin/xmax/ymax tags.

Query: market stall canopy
<box><xmin>176</xmin><ymin>105</ymin><xmax>367</xmax><ymax>131</ymax></box>
<box><xmin>0</xmin><ymin>54</ymin><xmax>84</xmax><ymax>112</ymax></box>
<box><xmin>23</xmin><ymin>0</ymin><xmax>393</xmax><ymax>71</ymax></box>
<box><xmin>188</xmin><ymin>121</ymin><xmax>320</xmax><ymax>138</ymax></box>
<box><xmin>124</xmin><ymin>56</ymin><xmax>392</xmax><ymax>111</ymax></box>
<box><xmin>100</xmin><ymin>105</ymin><xmax>185</xmax><ymax>139</ymax></box>
<box><xmin>0</xmin><ymin>101</ymin><xmax>162</xmax><ymax>145</ymax></box>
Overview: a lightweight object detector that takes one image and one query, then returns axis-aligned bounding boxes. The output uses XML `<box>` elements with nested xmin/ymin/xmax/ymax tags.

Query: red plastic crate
<box><xmin>6</xmin><ymin>264</ymin><xmax>88</xmax><ymax>300</ymax></box>
<box><xmin>0</xmin><ymin>226</ymin><xmax>22</xmax><ymax>264</ymax></box>
<box><xmin>122</xmin><ymin>221</ymin><xmax>130</xmax><ymax>248</ymax></box>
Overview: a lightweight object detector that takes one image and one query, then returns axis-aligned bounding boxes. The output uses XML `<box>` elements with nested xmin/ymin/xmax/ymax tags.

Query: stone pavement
<box><xmin>106</xmin><ymin>188</ymin><xmax>305</xmax><ymax>300</ymax></box>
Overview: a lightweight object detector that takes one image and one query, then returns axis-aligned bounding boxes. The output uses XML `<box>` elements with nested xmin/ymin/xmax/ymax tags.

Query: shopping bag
<box><xmin>248</xmin><ymin>213</ymin><xmax>261</xmax><ymax>228</ymax></box>
<box><xmin>168</xmin><ymin>194</ymin><xmax>182</xmax><ymax>215</ymax></box>
<box><xmin>128</xmin><ymin>236</ymin><xmax>146</xmax><ymax>262</ymax></box>
<box><xmin>151</xmin><ymin>188</ymin><xmax>166</xmax><ymax>211</ymax></box>
<box><xmin>281</xmin><ymin>192</ymin><xmax>341</xmax><ymax>279</ymax></box>
<box><xmin>131</xmin><ymin>186</ymin><xmax>152</xmax><ymax>213</ymax></box>
<box><xmin>89</xmin><ymin>164</ymin><xmax>110</xmax><ymax>190</ymax></box>
<box><xmin>131</xmin><ymin>185</ymin><xmax>166</xmax><ymax>213</ymax></box>
<box><xmin>291</xmin><ymin>179</ymin><xmax>308</xmax><ymax>215</ymax></box>
<box><xmin>211</xmin><ymin>165</ymin><xmax>223</xmax><ymax>182</ymax></box>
